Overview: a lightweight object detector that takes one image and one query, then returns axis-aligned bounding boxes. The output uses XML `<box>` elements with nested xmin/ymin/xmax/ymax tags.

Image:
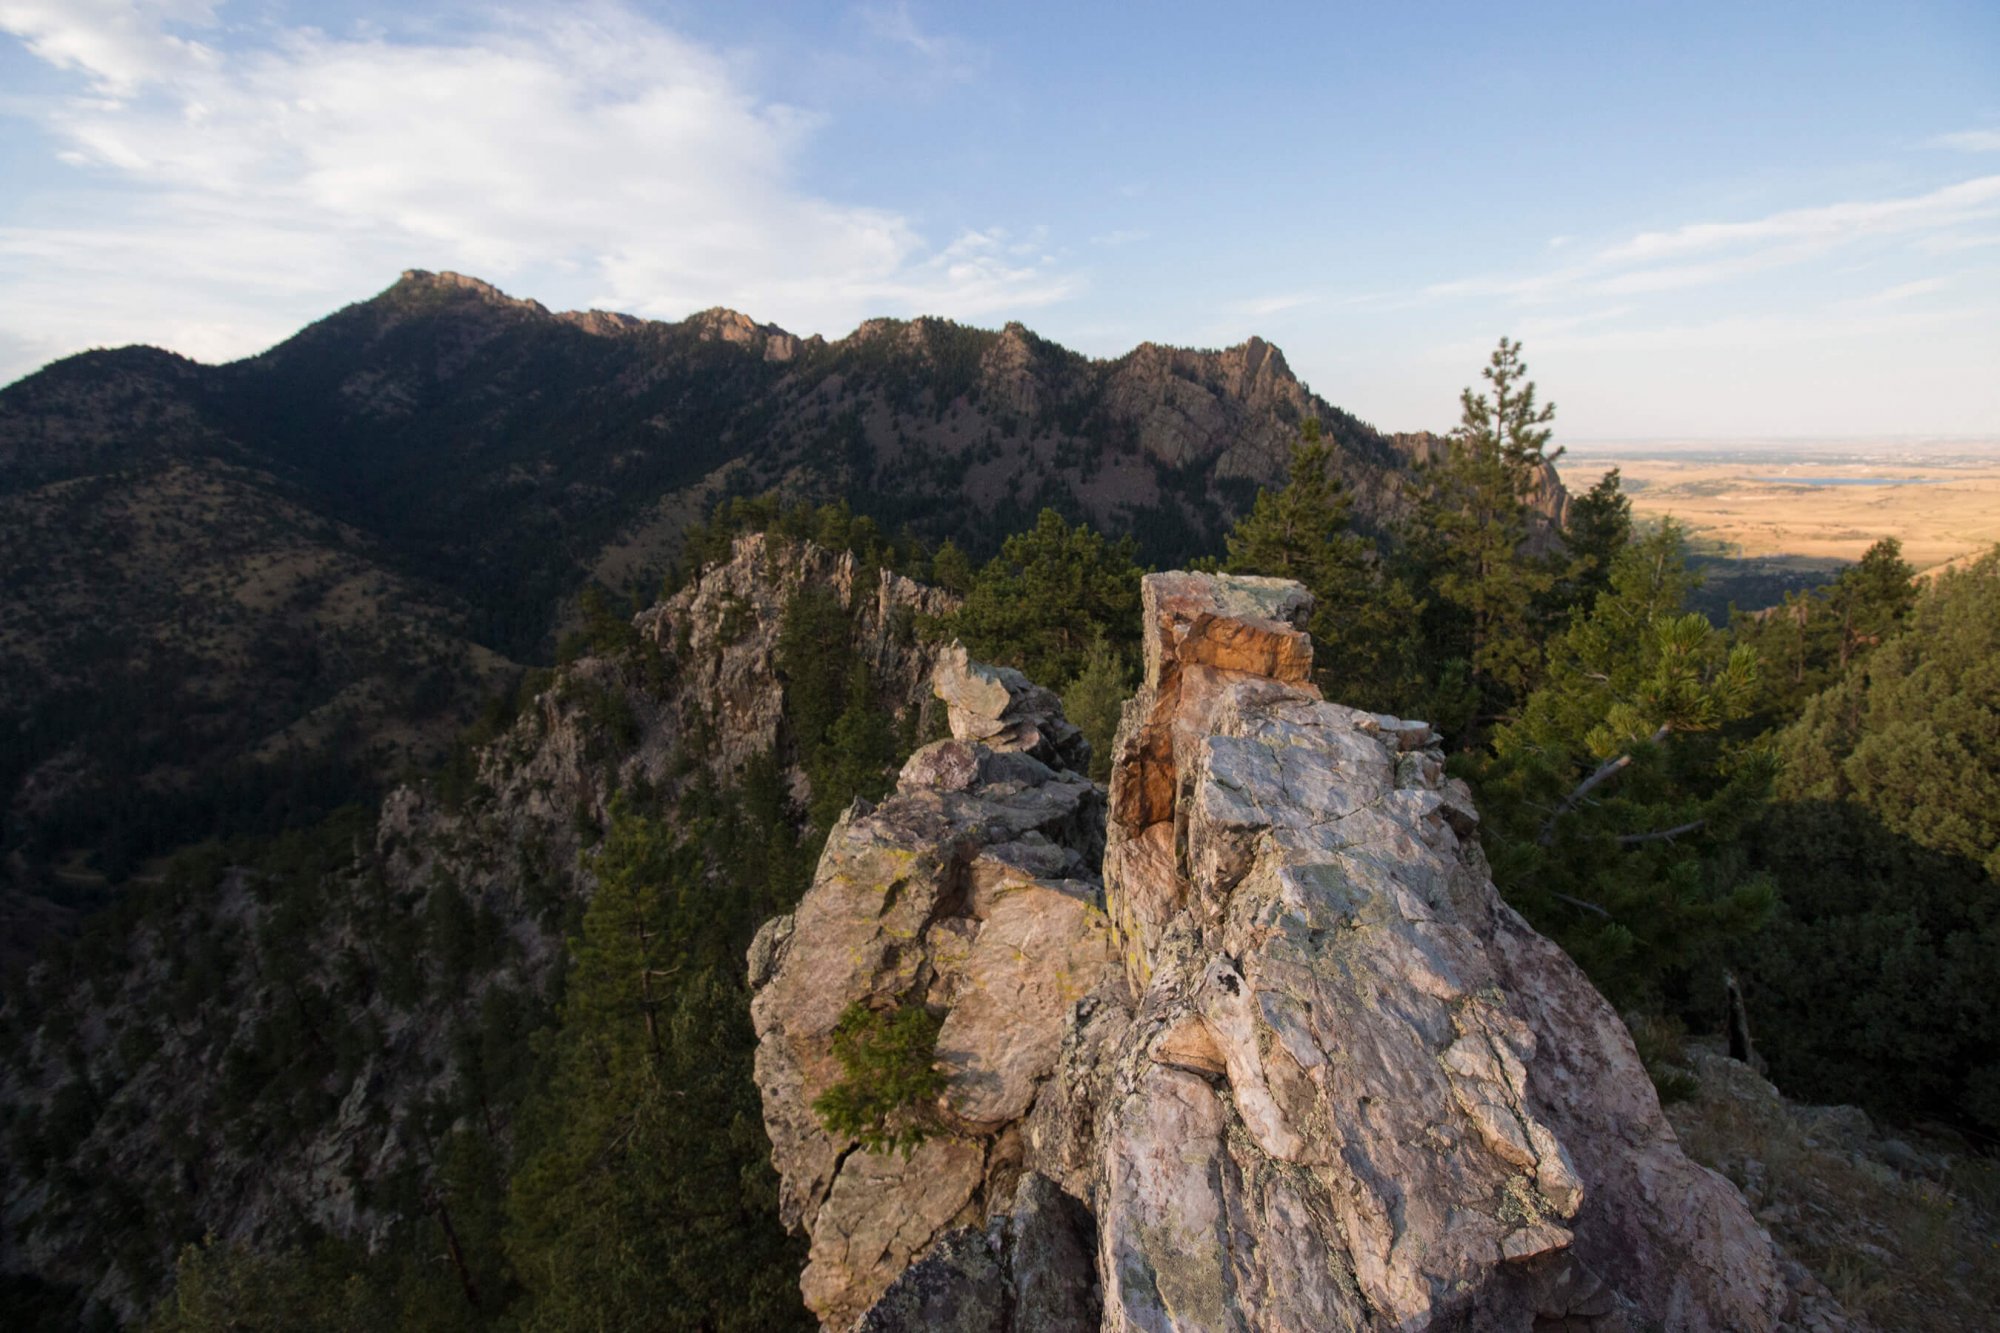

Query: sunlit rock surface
<box><xmin>752</xmin><ymin>572</ymin><xmax>1849</xmax><ymax>1332</ymax></box>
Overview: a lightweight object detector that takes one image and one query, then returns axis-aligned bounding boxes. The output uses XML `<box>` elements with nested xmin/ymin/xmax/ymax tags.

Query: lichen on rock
<box><xmin>751</xmin><ymin>571</ymin><xmax>1852</xmax><ymax>1332</ymax></box>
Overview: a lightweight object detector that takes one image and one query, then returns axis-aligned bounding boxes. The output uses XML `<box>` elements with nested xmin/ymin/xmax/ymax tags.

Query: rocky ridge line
<box><xmin>751</xmin><ymin>571</ymin><xmax>1849</xmax><ymax>1331</ymax></box>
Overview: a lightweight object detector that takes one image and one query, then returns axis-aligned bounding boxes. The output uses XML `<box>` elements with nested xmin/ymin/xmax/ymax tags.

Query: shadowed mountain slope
<box><xmin>0</xmin><ymin>271</ymin><xmax>1550</xmax><ymax>901</ymax></box>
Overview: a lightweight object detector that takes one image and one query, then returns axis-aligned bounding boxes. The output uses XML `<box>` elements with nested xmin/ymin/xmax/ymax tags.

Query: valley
<box><xmin>1564</xmin><ymin>438</ymin><xmax>2000</xmax><ymax>572</ymax></box>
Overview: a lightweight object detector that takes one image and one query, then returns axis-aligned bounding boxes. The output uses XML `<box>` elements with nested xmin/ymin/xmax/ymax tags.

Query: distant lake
<box><xmin>1750</xmin><ymin>476</ymin><xmax>1946</xmax><ymax>487</ymax></box>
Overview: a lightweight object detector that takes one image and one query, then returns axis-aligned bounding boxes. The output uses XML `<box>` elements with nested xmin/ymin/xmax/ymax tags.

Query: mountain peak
<box><xmin>390</xmin><ymin>269</ymin><xmax>549</xmax><ymax>315</ymax></box>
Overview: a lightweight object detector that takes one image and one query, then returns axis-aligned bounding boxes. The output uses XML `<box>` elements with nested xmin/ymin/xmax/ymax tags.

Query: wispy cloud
<box><xmin>0</xmin><ymin>0</ymin><xmax>221</xmax><ymax>94</ymax></box>
<box><xmin>1231</xmin><ymin>293</ymin><xmax>1316</xmax><ymax>317</ymax></box>
<box><xmin>1427</xmin><ymin>175</ymin><xmax>2000</xmax><ymax>305</ymax></box>
<box><xmin>856</xmin><ymin>2</ymin><xmax>976</xmax><ymax>82</ymax></box>
<box><xmin>1845</xmin><ymin>276</ymin><xmax>1950</xmax><ymax>307</ymax></box>
<box><xmin>1091</xmin><ymin>228</ymin><xmax>1149</xmax><ymax>247</ymax></box>
<box><xmin>0</xmin><ymin>1</ymin><xmax>1068</xmax><ymax>381</ymax></box>
<box><xmin>1935</xmin><ymin>129</ymin><xmax>2000</xmax><ymax>152</ymax></box>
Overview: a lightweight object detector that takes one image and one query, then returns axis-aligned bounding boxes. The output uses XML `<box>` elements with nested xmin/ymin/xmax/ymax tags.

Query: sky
<box><xmin>1</xmin><ymin>1</ymin><xmax>1996</xmax><ymax>439</ymax></box>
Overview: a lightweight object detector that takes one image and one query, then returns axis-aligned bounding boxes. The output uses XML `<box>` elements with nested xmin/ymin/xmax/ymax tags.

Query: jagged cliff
<box><xmin>3</xmin><ymin>267</ymin><xmax>1545</xmax><ymax>910</ymax></box>
<box><xmin>750</xmin><ymin>572</ymin><xmax>1847</xmax><ymax>1331</ymax></box>
<box><xmin>0</xmin><ymin>533</ymin><xmax>949</xmax><ymax>1317</ymax></box>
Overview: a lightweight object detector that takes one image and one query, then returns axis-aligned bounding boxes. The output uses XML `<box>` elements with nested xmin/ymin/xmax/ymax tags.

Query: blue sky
<box><xmin>2</xmin><ymin>1</ymin><xmax>1996</xmax><ymax>438</ymax></box>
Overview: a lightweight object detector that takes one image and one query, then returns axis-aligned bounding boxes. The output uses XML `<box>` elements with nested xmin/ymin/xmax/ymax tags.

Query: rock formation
<box><xmin>748</xmin><ymin>641</ymin><xmax>1118</xmax><ymax>1328</ymax></box>
<box><xmin>751</xmin><ymin>572</ymin><xmax>1844</xmax><ymax>1331</ymax></box>
<box><xmin>0</xmin><ymin>532</ymin><xmax>954</xmax><ymax>1317</ymax></box>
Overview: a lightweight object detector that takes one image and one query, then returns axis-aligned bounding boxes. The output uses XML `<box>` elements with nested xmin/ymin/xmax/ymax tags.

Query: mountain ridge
<box><xmin>0</xmin><ymin>271</ymin><xmax>1562</xmax><ymax>912</ymax></box>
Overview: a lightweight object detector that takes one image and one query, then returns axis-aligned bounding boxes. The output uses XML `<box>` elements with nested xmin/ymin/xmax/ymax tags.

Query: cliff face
<box><xmin>751</xmin><ymin>573</ymin><xmax>1845</xmax><ymax>1331</ymax></box>
<box><xmin>0</xmin><ymin>534</ymin><xmax>949</xmax><ymax>1317</ymax></box>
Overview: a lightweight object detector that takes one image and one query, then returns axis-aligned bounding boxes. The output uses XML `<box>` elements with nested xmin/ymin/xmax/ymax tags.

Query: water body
<box><xmin>1750</xmin><ymin>476</ymin><xmax>1946</xmax><ymax>487</ymax></box>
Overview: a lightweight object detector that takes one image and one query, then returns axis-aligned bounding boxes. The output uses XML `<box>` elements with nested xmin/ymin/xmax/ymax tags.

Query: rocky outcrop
<box><xmin>753</xmin><ymin>572</ymin><xmax>1843</xmax><ymax>1331</ymax></box>
<box><xmin>933</xmin><ymin>642</ymin><xmax>1091</xmax><ymax>773</ymax></box>
<box><xmin>631</xmin><ymin>531</ymin><xmax>956</xmax><ymax>797</ymax></box>
<box><xmin>1091</xmin><ymin>572</ymin><xmax>1810</xmax><ymax>1330</ymax></box>
<box><xmin>749</xmin><ymin>650</ymin><xmax>1120</xmax><ymax>1328</ymax></box>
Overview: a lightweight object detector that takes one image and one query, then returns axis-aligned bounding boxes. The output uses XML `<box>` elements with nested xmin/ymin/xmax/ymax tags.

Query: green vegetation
<box><xmin>1402</xmin><ymin>337</ymin><xmax>1564</xmax><ymax>730</ymax></box>
<box><xmin>810</xmin><ymin>1001</ymin><xmax>948</xmax><ymax>1155</ymax></box>
<box><xmin>1219</xmin><ymin>418</ymin><xmax>1424</xmax><ymax>712</ymax></box>
<box><xmin>505</xmin><ymin>805</ymin><xmax>805</xmax><ymax>1331</ymax></box>
<box><xmin>1465</xmin><ymin>523</ymin><xmax>1774</xmax><ymax>1007</ymax></box>
<box><xmin>777</xmin><ymin>586</ymin><xmax>902</xmax><ymax>834</ymax></box>
<box><xmin>1736</xmin><ymin>550</ymin><xmax>2000</xmax><ymax>1132</ymax></box>
<box><xmin>6</xmin><ymin>322</ymin><xmax>1999</xmax><ymax>1330</ymax></box>
<box><xmin>943</xmin><ymin>508</ymin><xmax>1144</xmax><ymax>689</ymax></box>
<box><xmin>1729</xmin><ymin>538</ymin><xmax>1919</xmax><ymax>727</ymax></box>
<box><xmin>1061</xmin><ymin>632</ymin><xmax>1134</xmax><ymax>782</ymax></box>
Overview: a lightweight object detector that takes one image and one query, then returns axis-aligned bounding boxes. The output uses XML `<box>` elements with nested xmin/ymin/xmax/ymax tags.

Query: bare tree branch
<box><xmin>1616</xmin><ymin>819</ymin><xmax>1706</xmax><ymax>846</ymax></box>
<box><xmin>1538</xmin><ymin>723</ymin><xmax>1671</xmax><ymax>845</ymax></box>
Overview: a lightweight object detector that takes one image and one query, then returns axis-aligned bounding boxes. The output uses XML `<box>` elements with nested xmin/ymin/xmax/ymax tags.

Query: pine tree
<box><xmin>1467</xmin><ymin>522</ymin><xmax>1772</xmax><ymax>1007</ymax></box>
<box><xmin>809</xmin><ymin>663</ymin><xmax>898</xmax><ymax>830</ymax></box>
<box><xmin>1061</xmin><ymin>631</ymin><xmax>1134</xmax><ymax>782</ymax></box>
<box><xmin>1222</xmin><ymin>420</ymin><xmax>1424</xmax><ymax>713</ymax></box>
<box><xmin>504</xmin><ymin>805</ymin><xmax>807</xmax><ymax>1332</ymax></box>
<box><xmin>1405</xmin><ymin>338</ymin><xmax>1563</xmax><ymax>728</ymax></box>
<box><xmin>1730</xmin><ymin>537</ymin><xmax>1917</xmax><ymax>724</ymax></box>
<box><xmin>1553</xmin><ymin>468</ymin><xmax>1633</xmax><ymax>615</ymax></box>
<box><xmin>929</xmin><ymin>539</ymin><xmax>973</xmax><ymax>595</ymax></box>
<box><xmin>1744</xmin><ymin>547</ymin><xmax>2000</xmax><ymax>1132</ymax></box>
<box><xmin>945</xmin><ymin>509</ymin><xmax>1143</xmax><ymax>688</ymax></box>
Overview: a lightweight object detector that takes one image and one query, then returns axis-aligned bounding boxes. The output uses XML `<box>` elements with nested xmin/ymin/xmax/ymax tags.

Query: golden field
<box><xmin>1559</xmin><ymin>442</ymin><xmax>2000</xmax><ymax>573</ymax></box>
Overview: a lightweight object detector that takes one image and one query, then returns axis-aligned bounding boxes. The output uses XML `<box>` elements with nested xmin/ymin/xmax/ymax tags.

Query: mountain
<box><xmin>0</xmin><ymin>542</ymin><xmax>1836</xmax><ymax>1329</ymax></box>
<box><xmin>0</xmin><ymin>271</ymin><xmax>1558</xmax><ymax>911</ymax></box>
<box><xmin>0</xmin><ymin>534</ymin><xmax>948</xmax><ymax>1320</ymax></box>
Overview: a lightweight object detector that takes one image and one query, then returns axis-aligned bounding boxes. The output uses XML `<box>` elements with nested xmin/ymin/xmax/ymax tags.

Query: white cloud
<box><xmin>1428</xmin><ymin>176</ymin><xmax>2000</xmax><ymax>304</ymax></box>
<box><xmin>0</xmin><ymin>1</ymin><xmax>1074</xmax><ymax>382</ymax></box>
<box><xmin>1598</xmin><ymin>176</ymin><xmax>2000</xmax><ymax>265</ymax></box>
<box><xmin>0</xmin><ymin>0</ymin><xmax>218</xmax><ymax>94</ymax></box>
<box><xmin>1232</xmin><ymin>293</ymin><xmax>1315</xmax><ymax>317</ymax></box>
<box><xmin>1846</xmin><ymin>276</ymin><xmax>1949</xmax><ymax>307</ymax></box>
<box><xmin>1091</xmin><ymin>228</ymin><xmax>1149</xmax><ymax>247</ymax></box>
<box><xmin>1935</xmin><ymin>129</ymin><xmax>2000</xmax><ymax>152</ymax></box>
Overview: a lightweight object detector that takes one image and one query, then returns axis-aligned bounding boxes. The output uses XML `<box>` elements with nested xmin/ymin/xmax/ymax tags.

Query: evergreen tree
<box><xmin>929</xmin><ymin>540</ymin><xmax>973</xmax><ymax>595</ymax></box>
<box><xmin>1552</xmin><ymin>468</ymin><xmax>1632</xmax><ymax>615</ymax></box>
<box><xmin>1741</xmin><ymin>547</ymin><xmax>2000</xmax><ymax>1132</ymax></box>
<box><xmin>1404</xmin><ymin>338</ymin><xmax>1563</xmax><ymax>730</ymax></box>
<box><xmin>1466</xmin><ymin>522</ymin><xmax>1771</xmax><ymax>1007</ymax></box>
<box><xmin>809</xmin><ymin>663</ymin><xmax>899</xmax><ymax>830</ymax></box>
<box><xmin>945</xmin><ymin>509</ymin><xmax>1143</xmax><ymax>688</ymax></box>
<box><xmin>146</xmin><ymin>1240</ymin><xmax>394</xmax><ymax>1333</ymax></box>
<box><xmin>504</xmin><ymin>805</ymin><xmax>807</xmax><ymax>1332</ymax></box>
<box><xmin>1731</xmin><ymin>537</ymin><xmax>1918</xmax><ymax>724</ymax></box>
<box><xmin>1774</xmin><ymin>546</ymin><xmax>1998</xmax><ymax>876</ymax></box>
<box><xmin>810</xmin><ymin>1001</ymin><xmax>947</xmax><ymax>1155</ymax></box>
<box><xmin>1061</xmin><ymin>631</ymin><xmax>1134</xmax><ymax>783</ymax></box>
<box><xmin>777</xmin><ymin>584</ymin><xmax>855</xmax><ymax>772</ymax></box>
<box><xmin>1221</xmin><ymin>420</ymin><xmax>1424</xmax><ymax>713</ymax></box>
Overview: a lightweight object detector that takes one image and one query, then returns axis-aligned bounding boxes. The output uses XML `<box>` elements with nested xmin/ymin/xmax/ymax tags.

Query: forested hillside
<box><xmin>3</xmin><ymin>271</ymin><xmax>1551</xmax><ymax>927</ymax></box>
<box><xmin>2</xmin><ymin>336</ymin><xmax>1994</xmax><ymax>1330</ymax></box>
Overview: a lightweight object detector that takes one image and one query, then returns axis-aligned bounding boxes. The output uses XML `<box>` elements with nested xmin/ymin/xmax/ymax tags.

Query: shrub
<box><xmin>811</xmin><ymin>1001</ymin><xmax>946</xmax><ymax>1154</ymax></box>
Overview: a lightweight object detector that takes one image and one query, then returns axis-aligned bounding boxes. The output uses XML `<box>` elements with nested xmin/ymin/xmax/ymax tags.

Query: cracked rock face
<box><xmin>749</xmin><ymin>654</ymin><xmax>1119</xmax><ymax>1329</ymax></box>
<box><xmin>753</xmin><ymin>573</ymin><xmax>1843</xmax><ymax>1332</ymax></box>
